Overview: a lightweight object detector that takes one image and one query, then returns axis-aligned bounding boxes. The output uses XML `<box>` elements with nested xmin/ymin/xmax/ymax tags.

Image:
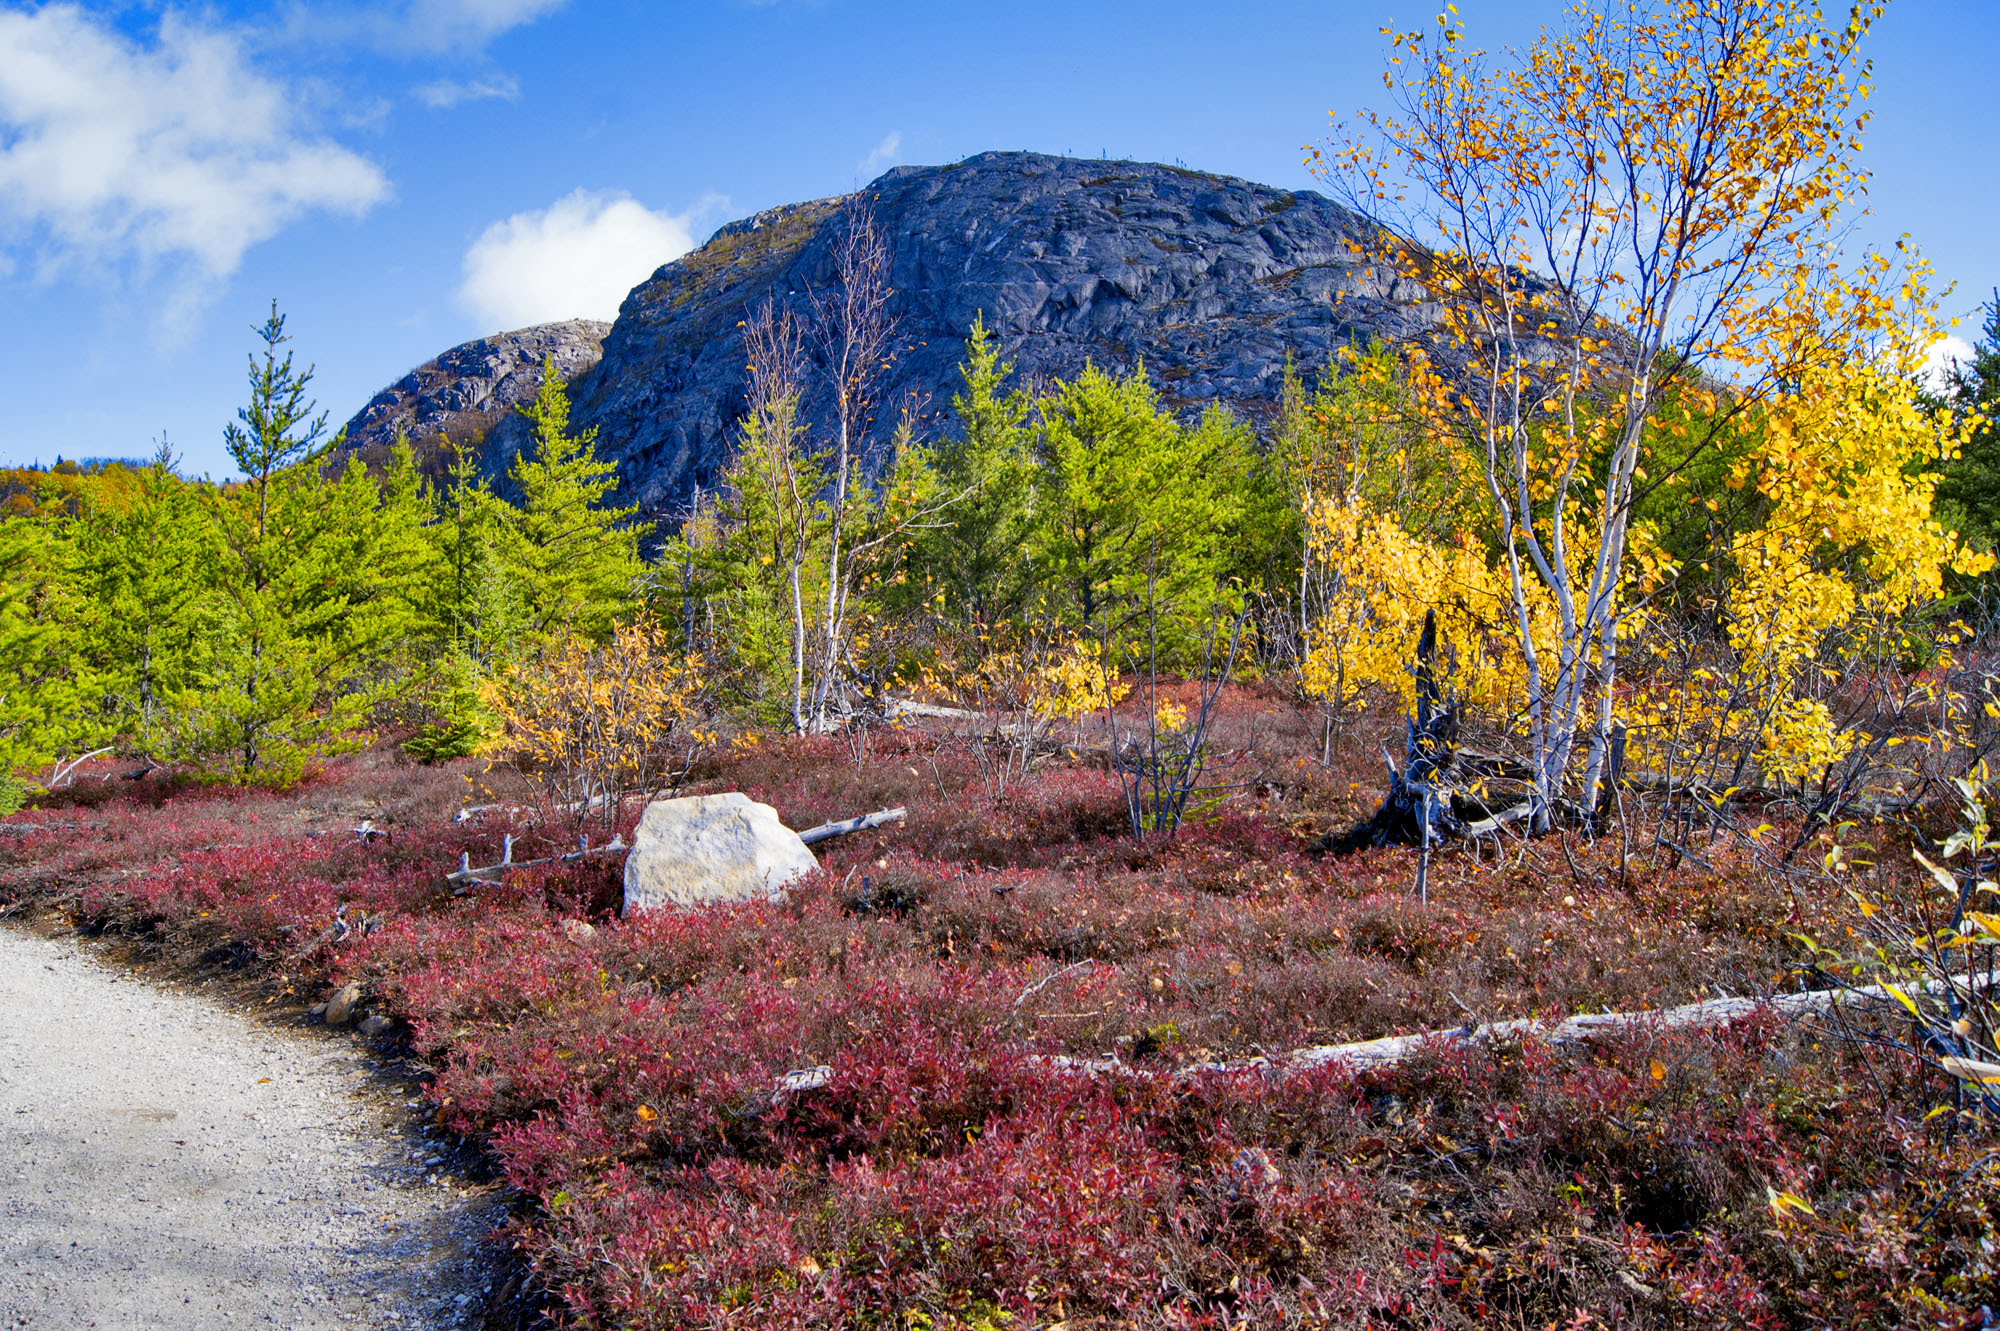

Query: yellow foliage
<box><xmin>482</xmin><ymin>618</ymin><xmax>708</xmax><ymax>829</ymax></box>
<box><xmin>1622</xmin><ymin>354</ymin><xmax>1993</xmax><ymax>787</ymax></box>
<box><xmin>1297</xmin><ymin>492</ymin><xmax>1576</xmax><ymax>720</ymax></box>
<box><xmin>1028</xmin><ymin>638</ymin><xmax>1127</xmax><ymax>721</ymax></box>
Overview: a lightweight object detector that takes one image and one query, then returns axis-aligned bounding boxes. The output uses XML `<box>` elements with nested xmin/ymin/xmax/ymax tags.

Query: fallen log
<box><xmin>796</xmin><ymin>807</ymin><xmax>907</xmax><ymax>845</ymax></box>
<box><xmin>771</xmin><ymin>978</ymin><xmax>1982</xmax><ymax>1100</ymax></box>
<box><xmin>1062</xmin><ymin>974</ymin><xmax>2000</xmax><ymax>1081</ymax></box>
<box><xmin>885</xmin><ymin>697</ymin><xmax>981</xmax><ymax>722</ymax></box>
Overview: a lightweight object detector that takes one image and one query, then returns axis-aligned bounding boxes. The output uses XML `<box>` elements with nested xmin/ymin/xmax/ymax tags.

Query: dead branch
<box><xmin>1012</xmin><ymin>959</ymin><xmax>1106</xmax><ymax>1010</ymax></box>
<box><xmin>445</xmin><ymin>833</ymin><xmax>629</xmax><ymax>891</ymax></box>
<box><xmin>1052</xmin><ymin>974</ymin><xmax>2000</xmax><ymax>1081</ymax></box>
<box><xmin>44</xmin><ymin>748</ymin><xmax>113</xmax><ymax>790</ymax></box>
<box><xmin>795</xmin><ymin>806</ymin><xmax>906</xmax><ymax>845</ymax></box>
<box><xmin>885</xmin><ymin>697</ymin><xmax>981</xmax><ymax>722</ymax></box>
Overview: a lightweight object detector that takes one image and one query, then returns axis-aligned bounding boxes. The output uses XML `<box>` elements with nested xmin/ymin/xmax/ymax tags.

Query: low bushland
<box><xmin>5</xmin><ymin>694</ymin><xmax>1996</xmax><ymax>1330</ymax></box>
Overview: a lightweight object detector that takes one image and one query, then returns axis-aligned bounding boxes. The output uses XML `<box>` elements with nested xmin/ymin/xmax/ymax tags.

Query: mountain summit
<box><xmin>346</xmin><ymin>152</ymin><xmax>1436</xmax><ymax>513</ymax></box>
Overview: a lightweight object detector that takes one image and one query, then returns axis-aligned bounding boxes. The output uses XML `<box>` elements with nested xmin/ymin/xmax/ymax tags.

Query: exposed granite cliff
<box><xmin>347</xmin><ymin>153</ymin><xmax>1440</xmax><ymax>512</ymax></box>
<box><xmin>339</xmin><ymin>319</ymin><xmax>610</xmax><ymax>459</ymax></box>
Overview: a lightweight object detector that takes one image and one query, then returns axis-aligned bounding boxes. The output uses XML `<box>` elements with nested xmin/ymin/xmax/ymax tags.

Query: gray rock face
<box><xmin>568</xmin><ymin>151</ymin><xmax>1435</xmax><ymax>518</ymax></box>
<box><xmin>621</xmin><ymin>792</ymin><xmax>819</xmax><ymax>914</ymax></box>
<box><xmin>339</xmin><ymin>154</ymin><xmax>1440</xmax><ymax>517</ymax></box>
<box><xmin>339</xmin><ymin>319</ymin><xmax>611</xmax><ymax>459</ymax></box>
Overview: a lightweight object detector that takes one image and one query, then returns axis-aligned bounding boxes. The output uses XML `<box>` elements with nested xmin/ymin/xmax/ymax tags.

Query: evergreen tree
<box><xmin>1939</xmin><ymin>292</ymin><xmax>2000</xmax><ymax>556</ymax></box>
<box><xmin>0</xmin><ymin>517</ymin><xmax>82</xmax><ymax>809</ymax></box>
<box><xmin>426</xmin><ymin>437</ymin><xmax>509</xmax><ymax>657</ymax></box>
<box><xmin>685</xmin><ymin>381</ymin><xmax>828</xmax><ymax>722</ymax></box>
<box><xmin>501</xmin><ymin>360</ymin><xmax>650</xmax><ymax>646</ymax></box>
<box><xmin>68</xmin><ymin>440</ymin><xmax>221</xmax><ymax>759</ymax></box>
<box><xmin>1028</xmin><ymin>363</ymin><xmax>1254</xmax><ymax>655</ymax></box>
<box><xmin>406</xmin><ymin>435</ymin><xmax>517</xmax><ymax>760</ymax></box>
<box><xmin>195</xmin><ymin>307</ymin><xmax>425</xmax><ymax>778</ymax></box>
<box><xmin>924</xmin><ymin>315</ymin><xmax>1036</xmax><ymax>625</ymax></box>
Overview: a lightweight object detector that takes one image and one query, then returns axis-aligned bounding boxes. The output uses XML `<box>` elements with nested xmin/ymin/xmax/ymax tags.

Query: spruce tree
<box><xmin>1940</xmin><ymin>292</ymin><xmax>2000</xmax><ymax>557</ymax></box>
<box><xmin>0</xmin><ymin>517</ymin><xmax>80</xmax><ymax>809</ymax></box>
<box><xmin>68</xmin><ymin>440</ymin><xmax>220</xmax><ymax>759</ymax></box>
<box><xmin>928</xmin><ymin>315</ymin><xmax>1035</xmax><ymax>626</ymax></box>
<box><xmin>407</xmin><ymin>435</ymin><xmax>516</xmax><ymax>760</ymax></box>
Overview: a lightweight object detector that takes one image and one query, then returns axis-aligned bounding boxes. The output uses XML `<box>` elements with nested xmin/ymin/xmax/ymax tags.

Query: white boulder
<box><xmin>621</xmin><ymin>793</ymin><xmax>819</xmax><ymax>914</ymax></box>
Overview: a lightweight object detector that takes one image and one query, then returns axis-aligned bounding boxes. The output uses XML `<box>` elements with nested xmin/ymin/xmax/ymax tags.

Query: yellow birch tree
<box><xmin>1314</xmin><ymin>0</ymin><xmax>1926</xmax><ymax>828</ymax></box>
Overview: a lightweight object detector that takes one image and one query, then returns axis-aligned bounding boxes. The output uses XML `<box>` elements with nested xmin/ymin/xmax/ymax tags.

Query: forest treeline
<box><xmin>3</xmin><ymin>282</ymin><xmax>1999</xmax><ymax>812</ymax></box>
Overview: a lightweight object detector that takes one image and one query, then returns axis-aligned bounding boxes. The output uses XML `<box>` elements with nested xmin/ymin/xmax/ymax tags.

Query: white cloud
<box><xmin>861</xmin><ymin>130</ymin><xmax>902</xmax><ymax>177</ymax></box>
<box><xmin>414</xmin><ymin>73</ymin><xmax>520</xmax><ymax>107</ymax></box>
<box><xmin>459</xmin><ymin>189</ymin><xmax>709</xmax><ymax>329</ymax></box>
<box><xmin>1924</xmin><ymin>333</ymin><xmax>1977</xmax><ymax>391</ymax></box>
<box><xmin>0</xmin><ymin>6</ymin><xmax>387</xmax><ymax>293</ymax></box>
<box><xmin>401</xmin><ymin>0</ymin><xmax>568</xmax><ymax>50</ymax></box>
<box><xmin>274</xmin><ymin>0</ymin><xmax>567</xmax><ymax>56</ymax></box>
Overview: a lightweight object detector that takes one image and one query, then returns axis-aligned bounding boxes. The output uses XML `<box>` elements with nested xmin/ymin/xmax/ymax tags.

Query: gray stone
<box><xmin>621</xmin><ymin>793</ymin><xmax>818</xmax><ymax>914</ymax></box>
<box><xmin>559</xmin><ymin>918</ymin><xmax>597</xmax><ymax>943</ymax></box>
<box><xmin>356</xmin><ymin>1014</ymin><xmax>395</xmax><ymax>1038</ymax></box>
<box><xmin>341</xmin><ymin>153</ymin><xmax>1446</xmax><ymax>524</ymax></box>
<box><xmin>323</xmin><ymin>983</ymin><xmax>363</xmax><ymax>1028</ymax></box>
<box><xmin>337</xmin><ymin>319</ymin><xmax>611</xmax><ymax>461</ymax></box>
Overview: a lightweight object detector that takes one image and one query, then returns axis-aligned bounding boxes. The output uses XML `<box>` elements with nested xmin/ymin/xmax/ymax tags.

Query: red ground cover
<box><xmin>4</xmin><ymin>700</ymin><xmax>1995</xmax><ymax>1328</ymax></box>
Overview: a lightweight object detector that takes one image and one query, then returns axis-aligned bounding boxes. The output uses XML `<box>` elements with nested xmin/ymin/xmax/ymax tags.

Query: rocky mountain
<box><xmin>346</xmin><ymin>152</ymin><xmax>1439</xmax><ymax>513</ymax></box>
<box><xmin>339</xmin><ymin>319</ymin><xmax>610</xmax><ymax>460</ymax></box>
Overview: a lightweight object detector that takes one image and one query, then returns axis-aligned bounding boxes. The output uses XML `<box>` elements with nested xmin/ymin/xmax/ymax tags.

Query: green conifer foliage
<box><xmin>193</xmin><ymin>306</ymin><xmax>426</xmax><ymax>779</ymax></box>
<box><xmin>1940</xmin><ymin>293</ymin><xmax>2000</xmax><ymax>558</ymax></box>
<box><xmin>501</xmin><ymin>359</ymin><xmax>651</xmax><ymax>646</ymax></box>
<box><xmin>1028</xmin><ymin>363</ymin><xmax>1254</xmax><ymax>654</ymax></box>
<box><xmin>924</xmin><ymin>315</ymin><xmax>1036</xmax><ymax>625</ymax></box>
<box><xmin>0</xmin><ymin>517</ymin><xmax>82</xmax><ymax>809</ymax></box>
<box><xmin>68</xmin><ymin>442</ymin><xmax>221</xmax><ymax>759</ymax></box>
<box><xmin>404</xmin><ymin>435</ymin><xmax>515</xmax><ymax>760</ymax></box>
<box><xmin>688</xmin><ymin>384</ymin><xmax>829</xmax><ymax>721</ymax></box>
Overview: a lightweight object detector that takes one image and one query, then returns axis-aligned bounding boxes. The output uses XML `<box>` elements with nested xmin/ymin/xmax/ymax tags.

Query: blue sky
<box><xmin>1</xmin><ymin>0</ymin><xmax>1993</xmax><ymax>479</ymax></box>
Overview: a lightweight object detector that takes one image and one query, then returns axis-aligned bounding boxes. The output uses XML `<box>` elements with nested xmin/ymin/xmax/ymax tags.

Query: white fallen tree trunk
<box><xmin>1053</xmin><ymin>975</ymin><xmax>1993</xmax><ymax>1079</ymax></box>
<box><xmin>795</xmin><ymin>806</ymin><xmax>906</xmax><ymax>845</ymax></box>
<box><xmin>773</xmin><ymin>975</ymin><xmax>1990</xmax><ymax>1097</ymax></box>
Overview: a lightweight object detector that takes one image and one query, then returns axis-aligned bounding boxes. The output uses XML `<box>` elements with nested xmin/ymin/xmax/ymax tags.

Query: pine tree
<box><xmin>694</xmin><ymin>378</ymin><xmax>828</xmax><ymax>724</ymax></box>
<box><xmin>0</xmin><ymin>517</ymin><xmax>81</xmax><ymax>809</ymax></box>
<box><xmin>68</xmin><ymin>440</ymin><xmax>220</xmax><ymax>759</ymax></box>
<box><xmin>926</xmin><ymin>315</ymin><xmax>1036</xmax><ymax>626</ymax></box>
<box><xmin>406</xmin><ymin>435</ymin><xmax>516</xmax><ymax>760</ymax></box>
<box><xmin>195</xmin><ymin>305</ymin><xmax>426</xmax><ymax>778</ymax></box>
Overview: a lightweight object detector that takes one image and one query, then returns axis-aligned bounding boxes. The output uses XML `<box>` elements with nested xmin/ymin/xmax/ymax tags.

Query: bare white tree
<box><xmin>806</xmin><ymin>198</ymin><xmax>897</xmax><ymax>730</ymax></box>
<box><xmin>740</xmin><ymin>298</ymin><xmax>817</xmax><ymax>735</ymax></box>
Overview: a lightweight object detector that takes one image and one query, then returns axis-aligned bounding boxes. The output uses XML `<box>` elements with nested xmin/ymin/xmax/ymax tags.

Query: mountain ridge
<box><xmin>342</xmin><ymin>152</ymin><xmax>1440</xmax><ymax>511</ymax></box>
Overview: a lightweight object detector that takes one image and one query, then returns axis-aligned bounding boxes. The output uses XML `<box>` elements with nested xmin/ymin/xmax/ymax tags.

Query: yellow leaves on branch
<box><xmin>941</xmin><ymin>634</ymin><xmax>1129</xmax><ymax>725</ymax></box>
<box><xmin>1625</xmin><ymin>355</ymin><xmax>1993</xmax><ymax>787</ymax></box>
<box><xmin>482</xmin><ymin>619</ymin><xmax>708</xmax><ymax>825</ymax></box>
<box><xmin>1297</xmin><ymin>495</ymin><xmax>1508</xmax><ymax>716</ymax></box>
<box><xmin>1030</xmin><ymin>638</ymin><xmax>1127</xmax><ymax>722</ymax></box>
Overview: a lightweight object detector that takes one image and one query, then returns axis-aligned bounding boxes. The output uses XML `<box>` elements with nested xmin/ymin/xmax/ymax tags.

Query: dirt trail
<box><xmin>0</xmin><ymin>926</ymin><xmax>504</xmax><ymax>1330</ymax></box>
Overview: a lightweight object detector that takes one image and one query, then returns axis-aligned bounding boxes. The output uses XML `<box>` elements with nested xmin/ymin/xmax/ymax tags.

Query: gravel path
<box><xmin>0</xmin><ymin>926</ymin><xmax>506</xmax><ymax>1330</ymax></box>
